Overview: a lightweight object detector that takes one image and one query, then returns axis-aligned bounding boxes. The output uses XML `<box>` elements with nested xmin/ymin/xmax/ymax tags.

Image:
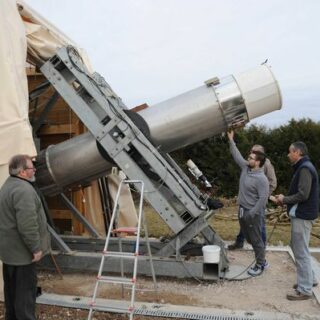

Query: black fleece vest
<box><xmin>287</xmin><ymin>157</ymin><xmax>319</xmax><ymax>220</ymax></box>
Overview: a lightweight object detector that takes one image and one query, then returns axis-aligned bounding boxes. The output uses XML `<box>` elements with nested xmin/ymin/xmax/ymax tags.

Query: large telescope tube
<box><xmin>35</xmin><ymin>65</ymin><xmax>282</xmax><ymax>195</ymax></box>
<box><xmin>140</xmin><ymin>64</ymin><xmax>281</xmax><ymax>151</ymax></box>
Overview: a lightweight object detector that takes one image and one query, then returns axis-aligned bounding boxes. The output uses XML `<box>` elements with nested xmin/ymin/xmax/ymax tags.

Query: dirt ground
<box><xmin>1</xmin><ymin>203</ymin><xmax>320</xmax><ymax>319</ymax></box>
<box><xmin>1</xmin><ymin>249</ymin><xmax>319</xmax><ymax>319</ymax></box>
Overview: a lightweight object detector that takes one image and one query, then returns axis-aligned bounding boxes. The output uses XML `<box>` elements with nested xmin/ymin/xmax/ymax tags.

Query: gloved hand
<box><xmin>207</xmin><ymin>198</ymin><xmax>224</xmax><ymax>210</ymax></box>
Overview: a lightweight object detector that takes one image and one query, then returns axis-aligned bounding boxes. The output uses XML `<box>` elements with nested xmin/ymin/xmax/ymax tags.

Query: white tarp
<box><xmin>0</xmin><ymin>0</ymin><xmax>137</xmax><ymax>228</ymax></box>
<box><xmin>0</xmin><ymin>0</ymin><xmax>37</xmax><ymax>186</ymax></box>
<box><xmin>17</xmin><ymin>0</ymin><xmax>92</xmax><ymax>69</ymax></box>
<box><xmin>0</xmin><ymin>0</ymin><xmax>91</xmax><ymax>187</ymax></box>
<box><xmin>18</xmin><ymin>0</ymin><xmax>124</xmax><ymax>105</ymax></box>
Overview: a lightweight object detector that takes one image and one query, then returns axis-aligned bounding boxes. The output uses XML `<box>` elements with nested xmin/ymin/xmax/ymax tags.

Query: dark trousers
<box><xmin>236</xmin><ymin>214</ymin><xmax>267</xmax><ymax>245</ymax></box>
<box><xmin>238</xmin><ymin>209</ymin><xmax>265</xmax><ymax>265</ymax></box>
<box><xmin>2</xmin><ymin>263</ymin><xmax>37</xmax><ymax>320</ymax></box>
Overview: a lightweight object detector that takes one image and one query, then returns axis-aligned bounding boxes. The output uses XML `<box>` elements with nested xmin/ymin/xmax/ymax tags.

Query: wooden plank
<box><xmin>50</xmin><ymin>209</ymin><xmax>72</xmax><ymax>219</ymax></box>
<box><xmin>83</xmin><ymin>182</ymin><xmax>106</xmax><ymax>237</ymax></box>
<box><xmin>71</xmin><ymin>190</ymin><xmax>85</xmax><ymax>235</ymax></box>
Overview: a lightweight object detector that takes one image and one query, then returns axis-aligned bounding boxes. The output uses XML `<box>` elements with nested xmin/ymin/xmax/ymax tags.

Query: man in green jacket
<box><xmin>0</xmin><ymin>154</ymin><xmax>50</xmax><ymax>320</ymax></box>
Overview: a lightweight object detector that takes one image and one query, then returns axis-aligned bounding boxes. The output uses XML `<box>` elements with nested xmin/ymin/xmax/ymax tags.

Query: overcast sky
<box><xmin>25</xmin><ymin>0</ymin><xmax>320</xmax><ymax>128</ymax></box>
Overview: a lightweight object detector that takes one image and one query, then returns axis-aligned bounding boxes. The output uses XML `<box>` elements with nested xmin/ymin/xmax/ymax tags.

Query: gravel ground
<box><xmin>2</xmin><ymin>250</ymin><xmax>319</xmax><ymax>319</ymax></box>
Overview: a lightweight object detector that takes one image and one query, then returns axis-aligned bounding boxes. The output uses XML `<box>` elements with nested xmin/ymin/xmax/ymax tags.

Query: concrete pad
<box><xmin>37</xmin><ymin>292</ymin><xmax>319</xmax><ymax>320</ymax></box>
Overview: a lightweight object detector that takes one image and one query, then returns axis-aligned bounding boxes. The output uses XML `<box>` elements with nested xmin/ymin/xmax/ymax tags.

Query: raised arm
<box><xmin>227</xmin><ymin>130</ymin><xmax>248</xmax><ymax>169</ymax></box>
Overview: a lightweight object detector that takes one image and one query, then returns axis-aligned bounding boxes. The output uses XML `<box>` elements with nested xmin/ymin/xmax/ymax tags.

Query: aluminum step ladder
<box><xmin>88</xmin><ymin>179</ymin><xmax>157</xmax><ymax>320</ymax></box>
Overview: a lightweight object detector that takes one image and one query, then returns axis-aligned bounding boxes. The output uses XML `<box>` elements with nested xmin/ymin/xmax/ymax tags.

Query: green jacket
<box><xmin>0</xmin><ymin>176</ymin><xmax>50</xmax><ymax>265</ymax></box>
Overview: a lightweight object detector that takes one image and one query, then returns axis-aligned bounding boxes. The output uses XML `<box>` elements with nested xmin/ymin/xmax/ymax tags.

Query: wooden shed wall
<box><xmin>27</xmin><ymin>67</ymin><xmax>106</xmax><ymax>236</ymax></box>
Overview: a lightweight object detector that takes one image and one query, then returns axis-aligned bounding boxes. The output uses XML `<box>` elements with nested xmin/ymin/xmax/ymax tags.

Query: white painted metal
<box><xmin>139</xmin><ymin>64</ymin><xmax>282</xmax><ymax>152</ymax></box>
<box><xmin>233</xmin><ymin>64</ymin><xmax>282</xmax><ymax>120</ymax></box>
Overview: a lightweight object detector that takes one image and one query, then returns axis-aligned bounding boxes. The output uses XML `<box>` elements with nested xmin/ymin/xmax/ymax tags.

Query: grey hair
<box><xmin>291</xmin><ymin>141</ymin><xmax>308</xmax><ymax>156</ymax></box>
<box><xmin>251</xmin><ymin>144</ymin><xmax>265</xmax><ymax>153</ymax></box>
<box><xmin>9</xmin><ymin>154</ymin><xmax>33</xmax><ymax>176</ymax></box>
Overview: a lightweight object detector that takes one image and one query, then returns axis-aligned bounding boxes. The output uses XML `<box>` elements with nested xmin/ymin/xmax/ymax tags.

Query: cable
<box><xmin>225</xmin><ymin>209</ymin><xmax>283</xmax><ymax>281</ymax></box>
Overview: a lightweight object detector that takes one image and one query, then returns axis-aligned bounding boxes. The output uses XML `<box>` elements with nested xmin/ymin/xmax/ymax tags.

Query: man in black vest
<box><xmin>272</xmin><ymin>141</ymin><xmax>319</xmax><ymax>301</ymax></box>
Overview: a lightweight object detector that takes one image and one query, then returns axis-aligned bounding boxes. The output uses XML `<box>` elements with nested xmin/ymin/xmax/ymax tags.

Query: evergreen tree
<box><xmin>171</xmin><ymin>118</ymin><xmax>320</xmax><ymax>197</ymax></box>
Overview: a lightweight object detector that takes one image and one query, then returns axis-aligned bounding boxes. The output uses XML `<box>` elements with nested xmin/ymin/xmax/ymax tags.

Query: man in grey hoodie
<box><xmin>228</xmin><ymin>144</ymin><xmax>277</xmax><ymax>249</ymax></box>
<box><xmin>227</xmin><ymin>131</ymin><xmax>269</xmax><ymax>276</ymax></box>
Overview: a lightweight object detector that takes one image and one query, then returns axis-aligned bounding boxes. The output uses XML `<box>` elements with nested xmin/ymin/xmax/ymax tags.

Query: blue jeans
<box><xmin>291</xmin><ymin>218</ymin><xmax>316</xmax><ymax>296</ymax></box>
<box><xmin>236</xmin><ymin>214</ymin><xmax>266</xmax><ymax>245</ymax></box>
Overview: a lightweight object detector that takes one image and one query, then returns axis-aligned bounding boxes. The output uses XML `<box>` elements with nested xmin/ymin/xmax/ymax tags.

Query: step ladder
<box><xmin>88</xmin><ymin>179</ymin><xmax>157</xmax><ymax>320</ymax></box>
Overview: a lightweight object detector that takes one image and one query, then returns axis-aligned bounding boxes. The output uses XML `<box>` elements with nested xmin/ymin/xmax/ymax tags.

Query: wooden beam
<box><xmin>50</xmin><ymin>209</ymin><xmax>72</xmax><ymax>220</ymax></box>
<box><xmin>38</xmin><ymin>124</ymin><xmax>77</xmax><ymax>135</ymax></box>
<box><xmin>71</xmin><ymin>191</ymin><xmax>85</xmax><ymax>235</ymax></box>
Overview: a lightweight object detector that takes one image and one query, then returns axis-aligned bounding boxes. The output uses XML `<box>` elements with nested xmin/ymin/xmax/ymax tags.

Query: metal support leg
<box><xmin>155</xmin><ymin>213</ymin><xmax>210</xmax><ymax>257</ymax></box>
<box><xmin>60</xmin><ymin>193</ymin><xmax>100</xmax><ymax>238</ymax></box>
<box><xmin>33</xmin><ymin>91</ymin><xmax>59</xmax><ymax>133</ymax></box>
<box><xmin>143</xmin><ymin>214</ymin><xmax>158</xmax><ymax>294</ymax></box>
<box><xmin>48</xmin><ymin>224</ymin><xmax>73</xmax><ymax>254</ymax></box>
<box><xmin>201</xmin><ymin>225</ymin><xmax>229</xmax><ymax>271</ymax></box>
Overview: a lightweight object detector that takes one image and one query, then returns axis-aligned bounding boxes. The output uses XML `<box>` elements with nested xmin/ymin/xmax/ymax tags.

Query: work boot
<box><xmin>227</xmin><ymin>242</ymin><xmax>243</xmax><ymax>250</ymax></box>
<box><xmin>286</xmin><ymin>290</ymin><xmax>312</xmax><ymax>301</ymax></box>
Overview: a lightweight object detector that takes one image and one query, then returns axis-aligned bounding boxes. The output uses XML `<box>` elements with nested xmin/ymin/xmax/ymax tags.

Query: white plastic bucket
<box><xmin>202</xmin><ymin>245</ymin><xmax>221</xmax><ymax>263</ymax></box>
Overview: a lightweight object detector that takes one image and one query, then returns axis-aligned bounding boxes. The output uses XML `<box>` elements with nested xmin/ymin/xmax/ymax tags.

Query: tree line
<box><xmin>171</xmin><ymin>118</ymin><xmax>320</xmax><ymax>197</ymax></box>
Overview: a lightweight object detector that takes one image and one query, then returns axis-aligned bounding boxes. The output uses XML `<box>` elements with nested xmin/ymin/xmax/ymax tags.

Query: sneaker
<box><xmin>248</xmin><ymin>264</ymin><xmax>264</xmax><ymax>277</ymax></box>
<box><xmin>287</xmin><ymin>290</ymin><xmax>312</xmax><ymax>301</ymax></box>
<box><xmin>227</xmin><ymin>242</ymin><xmax>244</xmax><ymax>250</ymax></box>
<box><xmin>262</xmin><ymin>260</ymin><xmax>270</xmax><ymax>270</ymax></box>
<box><xmin>293</xmin><ymin>283</ymin><xmax>318</xmax><ymax>289</ymax></box>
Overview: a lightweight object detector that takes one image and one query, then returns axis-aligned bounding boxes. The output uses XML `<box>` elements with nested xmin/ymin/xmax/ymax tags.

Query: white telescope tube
<box><xmin>139</xmin><ymin>64</ymin><xmax>282</xmax><ymax>151</ymax></box>
<box><xmin>36</xmin><ymin>65</ymin><xmax>282</xmax><ymax>195</ymax></box>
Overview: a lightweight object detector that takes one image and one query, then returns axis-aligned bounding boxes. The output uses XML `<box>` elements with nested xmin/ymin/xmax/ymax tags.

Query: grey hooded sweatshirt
<box><xmin>229</xmin><ymin>140</ymin><xmax>269</xmax><ymax>216</ymax></box>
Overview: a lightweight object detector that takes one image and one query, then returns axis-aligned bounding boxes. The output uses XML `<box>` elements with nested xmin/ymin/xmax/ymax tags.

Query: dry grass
<box><xmin>144</xmin><ymin>201</ymin><xmax>320</xmax><ymax>247</ymax></box>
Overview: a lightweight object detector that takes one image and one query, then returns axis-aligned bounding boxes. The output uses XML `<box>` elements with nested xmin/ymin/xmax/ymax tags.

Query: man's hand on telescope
<box><xmin>227</xmin><ymin>130</ymin><xmax>234</xmax><ymax>141</ymax></box>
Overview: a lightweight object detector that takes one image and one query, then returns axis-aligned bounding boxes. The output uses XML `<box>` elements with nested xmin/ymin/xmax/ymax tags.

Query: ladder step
<box><xmin>89</xmin><ymin>303</ymin><xmax>134</xmax><ymax>314</ymax></box>
<box><xmin>97</xmin><ymin>275</ymin><xmax>136</xmax><ymax>285</ymax></box>
<box><xmin>103</xmin><ymin>251</ymin><xmax>136</xmax><ymax>258</ymax></box>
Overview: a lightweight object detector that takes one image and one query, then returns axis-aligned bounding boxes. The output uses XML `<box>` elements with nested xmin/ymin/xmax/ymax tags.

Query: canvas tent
<box><xmin>0</xmin><ymin>0</ymin><xmax>137</xmax><ymax>234</ymax></box>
